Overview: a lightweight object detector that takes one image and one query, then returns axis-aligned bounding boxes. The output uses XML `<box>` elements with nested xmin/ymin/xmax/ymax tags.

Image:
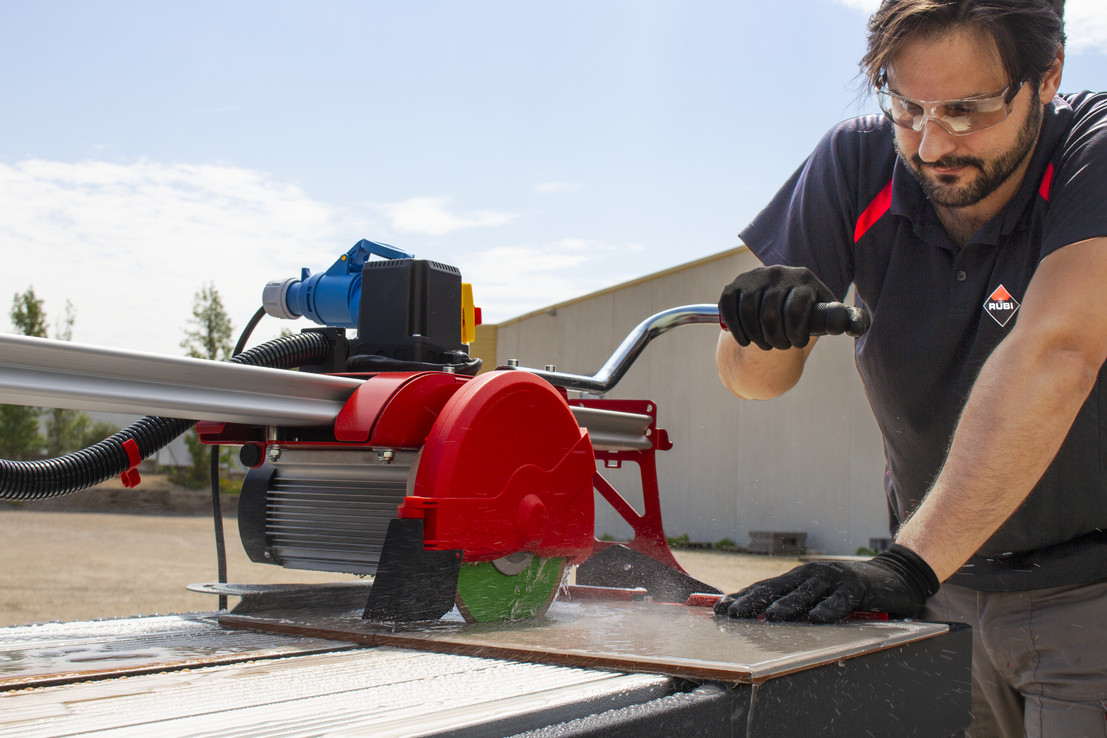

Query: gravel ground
<box><xmin>0</xmin><ymin>509</ymin><xmax>800</xmax><ymax>627</ymax></box>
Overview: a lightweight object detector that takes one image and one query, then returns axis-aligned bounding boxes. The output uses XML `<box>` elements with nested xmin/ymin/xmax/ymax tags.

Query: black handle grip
<box><xmin>810</xmin><ymin>302</ymin><xmax>871</xmax><ymax>337</ymax></box>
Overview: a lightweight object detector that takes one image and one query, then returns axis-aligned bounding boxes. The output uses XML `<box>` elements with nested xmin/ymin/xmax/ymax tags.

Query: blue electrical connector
<box><xmin>262</xmin><ymin>239</ymin><xmax>414</xmax><ymax>328</ymax></box>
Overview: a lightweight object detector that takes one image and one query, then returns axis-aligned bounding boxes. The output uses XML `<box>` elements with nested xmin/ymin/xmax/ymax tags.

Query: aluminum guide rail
<box><xmin>0</xmin><ymin>305</ymin><xmax>721</xmax><ymax>433</ymax></box>
<box><xmin>0</xmin><ymin>333</ymin><xmax>363</xmax><ymax>426</ymax></box>
<box><xmin>569</xmin><ymin>406</ymin><xmax>654</xmax><ymax>450</ymax></box>
<box><xmin>0</xmin><ymin>334</ymin><xmax>658</xmax><ymax>447</ymax></box>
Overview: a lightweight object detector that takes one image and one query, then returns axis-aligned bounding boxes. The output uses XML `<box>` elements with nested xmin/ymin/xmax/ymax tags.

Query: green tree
<box><xmin>174</xmin><ymin>284</ymin><xmax>236</xmax><ymax>487</ymax></box>
<box><xmin>0</xmin><ymin>404</ymin><xmax>42</xmax><ymax>460</ymax></box>
<box><xmin>43</xmin><ymin>300</ymin><xmax>94</xmax><ymax>456</ymax></box>
<box><xmin>0</xmin><ymin>288</ymin><xmax>49</xmax><ymax>459</ymax></box>
<box><xmin>11</xmin><ymin>288</ymin><xmax>48</xmax><ymax>338</ymax></box>
<box><xmin>1</xmin><ymin>291</ymin><xmax>102</xmax><ymax>459</ymax></box>
<box><xmin>180</xmin><ymin>283</ymin><xmax>234</xmax><ymax>361</ymax></box>
<box><xmin>80</xmin><ymin>420</ymin><xmax>122</xmax><ymax>449</ymax></box>
<box><xmin>175</xmin><ymin>430</ymin><xmax>214</xmax><ymax>488</ymax></box>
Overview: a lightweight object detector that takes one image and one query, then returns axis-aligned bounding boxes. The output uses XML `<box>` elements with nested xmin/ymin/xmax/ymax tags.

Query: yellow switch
<box><xmin>461</xmin><ymin>283</ymin><xmax>477</xmax><ymax>344</ymax></box>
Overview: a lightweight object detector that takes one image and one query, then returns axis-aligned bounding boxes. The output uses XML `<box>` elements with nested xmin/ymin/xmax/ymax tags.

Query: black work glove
<box><xmin>718</xmin><ymin>265</ymin><xmax>836</xmax><ymax>350</ymax></box>
<box><xmin>714</xmin><ymin>544</ymin><xmax>940</xmax><ymax>624</ymax></box>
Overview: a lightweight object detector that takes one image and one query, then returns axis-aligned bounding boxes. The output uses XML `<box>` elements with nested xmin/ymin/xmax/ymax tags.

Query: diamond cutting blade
<box><xmin>454</xmin><ymin>555</ymin><xmax>567</xmax><ymax>623</ymax></box>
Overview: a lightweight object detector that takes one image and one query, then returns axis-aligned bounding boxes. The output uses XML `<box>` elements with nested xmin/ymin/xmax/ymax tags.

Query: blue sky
<box><xmin>2</xmin><ymin>0</ymin><xmax>1104</xmax><ymax>356</ymax></box>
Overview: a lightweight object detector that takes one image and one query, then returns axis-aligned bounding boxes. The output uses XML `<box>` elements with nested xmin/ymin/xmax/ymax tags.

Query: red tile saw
<box><xmin>0</xmin><ymin>240</ymin><xmax>863</xmax><ymax>624</ymax></box>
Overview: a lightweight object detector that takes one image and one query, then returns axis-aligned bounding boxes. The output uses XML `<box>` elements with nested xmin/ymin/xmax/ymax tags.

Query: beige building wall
<box><xmin>491</xmin><ymin>247</ymin><xmax>891</xmax><ymax>555</ymax></box>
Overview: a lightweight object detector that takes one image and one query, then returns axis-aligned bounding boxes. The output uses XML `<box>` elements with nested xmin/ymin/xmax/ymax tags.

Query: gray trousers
<box><xmin>921</xmin><ymin>580</ymin><xmax>1107</xmax><ymax>738</ymax></box>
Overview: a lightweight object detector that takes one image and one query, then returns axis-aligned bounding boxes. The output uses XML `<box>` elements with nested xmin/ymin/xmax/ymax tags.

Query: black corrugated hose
<box><xmin>0</xmin><ymin>331</ymin><xmax>331</xmax><ymax>500</ymax></box>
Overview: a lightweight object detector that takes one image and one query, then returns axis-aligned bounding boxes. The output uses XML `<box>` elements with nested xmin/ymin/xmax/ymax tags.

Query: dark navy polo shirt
<box><xmin>740</xmin><ymin>92</ymin><xmax>1107</xmax><ymax>591</ymax></box>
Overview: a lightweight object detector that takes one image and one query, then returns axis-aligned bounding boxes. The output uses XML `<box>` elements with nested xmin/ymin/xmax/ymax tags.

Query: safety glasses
<box><xmin>875</xmin><ymin>79</ymin><xmax>1025</xmax><ymax>136</ymax></box>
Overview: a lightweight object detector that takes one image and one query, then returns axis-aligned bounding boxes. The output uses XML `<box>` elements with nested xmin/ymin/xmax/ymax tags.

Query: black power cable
<box><xmin>233</xmin><ymin>307</ymin><xmax>267</xmax><ymax>357</ymax></box>
<box><xmin>210</xmin><ymin>445</ymin><xmax>228</xmax><ymax>611</ymax></box>
<box><xmin>210</xmin><ymin>306</ymin><xmax>268</xmax><ymax>611</ymax></box>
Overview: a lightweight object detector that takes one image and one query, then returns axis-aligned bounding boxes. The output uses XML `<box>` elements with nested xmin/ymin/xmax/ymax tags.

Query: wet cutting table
<box><xmin>0</xmin><ymin>586</ymin><xmax>971</xmax><ymax>737</ymax></box>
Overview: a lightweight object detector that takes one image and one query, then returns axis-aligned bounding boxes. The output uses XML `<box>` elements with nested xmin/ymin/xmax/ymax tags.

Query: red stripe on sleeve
<box><xmin>1039</xmin><ymin>162</ymin><xmax>1054</xmax><ymax>202</ymax></box>
<box><xmin>854</xmin><ymin>179</ymin><xmax>894</xmax><ymax>243</ymax></box>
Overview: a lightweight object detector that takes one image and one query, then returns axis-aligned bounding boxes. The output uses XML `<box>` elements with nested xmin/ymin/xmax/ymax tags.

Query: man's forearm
<box><xmin>895</xmin><ymin>332</ymin><xmax>1102</xmax><ymax>581</ymax></box>
<box><xmin>715</xmin><ymin>330</ymin><xmax>812</xmax><ymax>400</ymax></box>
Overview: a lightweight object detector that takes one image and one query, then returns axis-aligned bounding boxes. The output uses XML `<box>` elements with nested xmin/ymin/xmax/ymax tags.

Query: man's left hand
<box><xmin>714</xmin><ymin>544</ymin><xmax>940</xmax><ymax>623</ymax></box>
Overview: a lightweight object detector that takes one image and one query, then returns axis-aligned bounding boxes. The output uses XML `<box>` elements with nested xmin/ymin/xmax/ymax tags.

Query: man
<box><xmin>713</xmin><ymin>1</ymin><xmax>1107</xmax><ymax>735</ymax></box>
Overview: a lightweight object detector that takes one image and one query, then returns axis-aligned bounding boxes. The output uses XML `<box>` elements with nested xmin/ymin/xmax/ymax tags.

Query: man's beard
<box><xmin>897</xmin><ymin>90</ymin><xmax>1042</xmax><ymax>209</ymax></box>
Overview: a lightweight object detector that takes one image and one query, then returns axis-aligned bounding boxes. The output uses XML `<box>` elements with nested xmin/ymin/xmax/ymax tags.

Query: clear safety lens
<box><xmin>875</xmin><ymin>84</ymin><xmax>1019</xmax><ymax>136</ymax></box>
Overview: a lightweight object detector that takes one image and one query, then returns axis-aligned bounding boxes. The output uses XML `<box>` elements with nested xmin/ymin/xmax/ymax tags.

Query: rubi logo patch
<box><xmin>984</xmin><ymin>285</ymin><xmax>1020</xmax><ymax>327</ymax></box>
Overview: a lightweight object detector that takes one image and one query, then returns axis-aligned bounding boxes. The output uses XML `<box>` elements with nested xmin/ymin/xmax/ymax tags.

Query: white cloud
<box><xmin>0</xmin><ymin>159</ymin><xmax>357</xmax><ymax>356</ymax></box>
<box><xmin>1067</xmin><ymin>0</ymin><xmax>1107</xmax><ymax>54</ymax></box>
<box><xmin>377</xmin><ymin>196</ymin><xmax>516</xmax><ymax>236</ymax></box>
<box><xmin>534</xmin><ymin>181</ymin><xmax>583</xmax><ymax>195</ymax></box>
<box><xmin>560</xmin><ymin>238</ymin><xmax>592</xmax><ymax>252</ymax></box>
<box><xmin>0</xmin><ymin>158</ymin><xmax>622</xmax><ymax>359</ymax></box>
<box><xmin>832</xmin><ymin>0</ymin><xmax>877</xmax><ymax>11</ymax></box>
<box><xmin>828</xmin><ymin>0</ymin><xmax>1107</xmax><ymax>54</ymax></box>
<box><xmin>458</xmin><ymin>239</ymin><xmax>629</xmax><ymax>322</ymax></box>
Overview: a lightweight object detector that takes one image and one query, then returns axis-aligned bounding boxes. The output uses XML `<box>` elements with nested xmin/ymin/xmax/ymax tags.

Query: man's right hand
<box><xmin>718</xmin><ymin>265</ymin><xmax>836</xmax><ymax>350</ymax></box>
<box><xmin>714</xmin><ymin>544</ymin><xmax>940</xmax><ymax>623</ymax></box>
